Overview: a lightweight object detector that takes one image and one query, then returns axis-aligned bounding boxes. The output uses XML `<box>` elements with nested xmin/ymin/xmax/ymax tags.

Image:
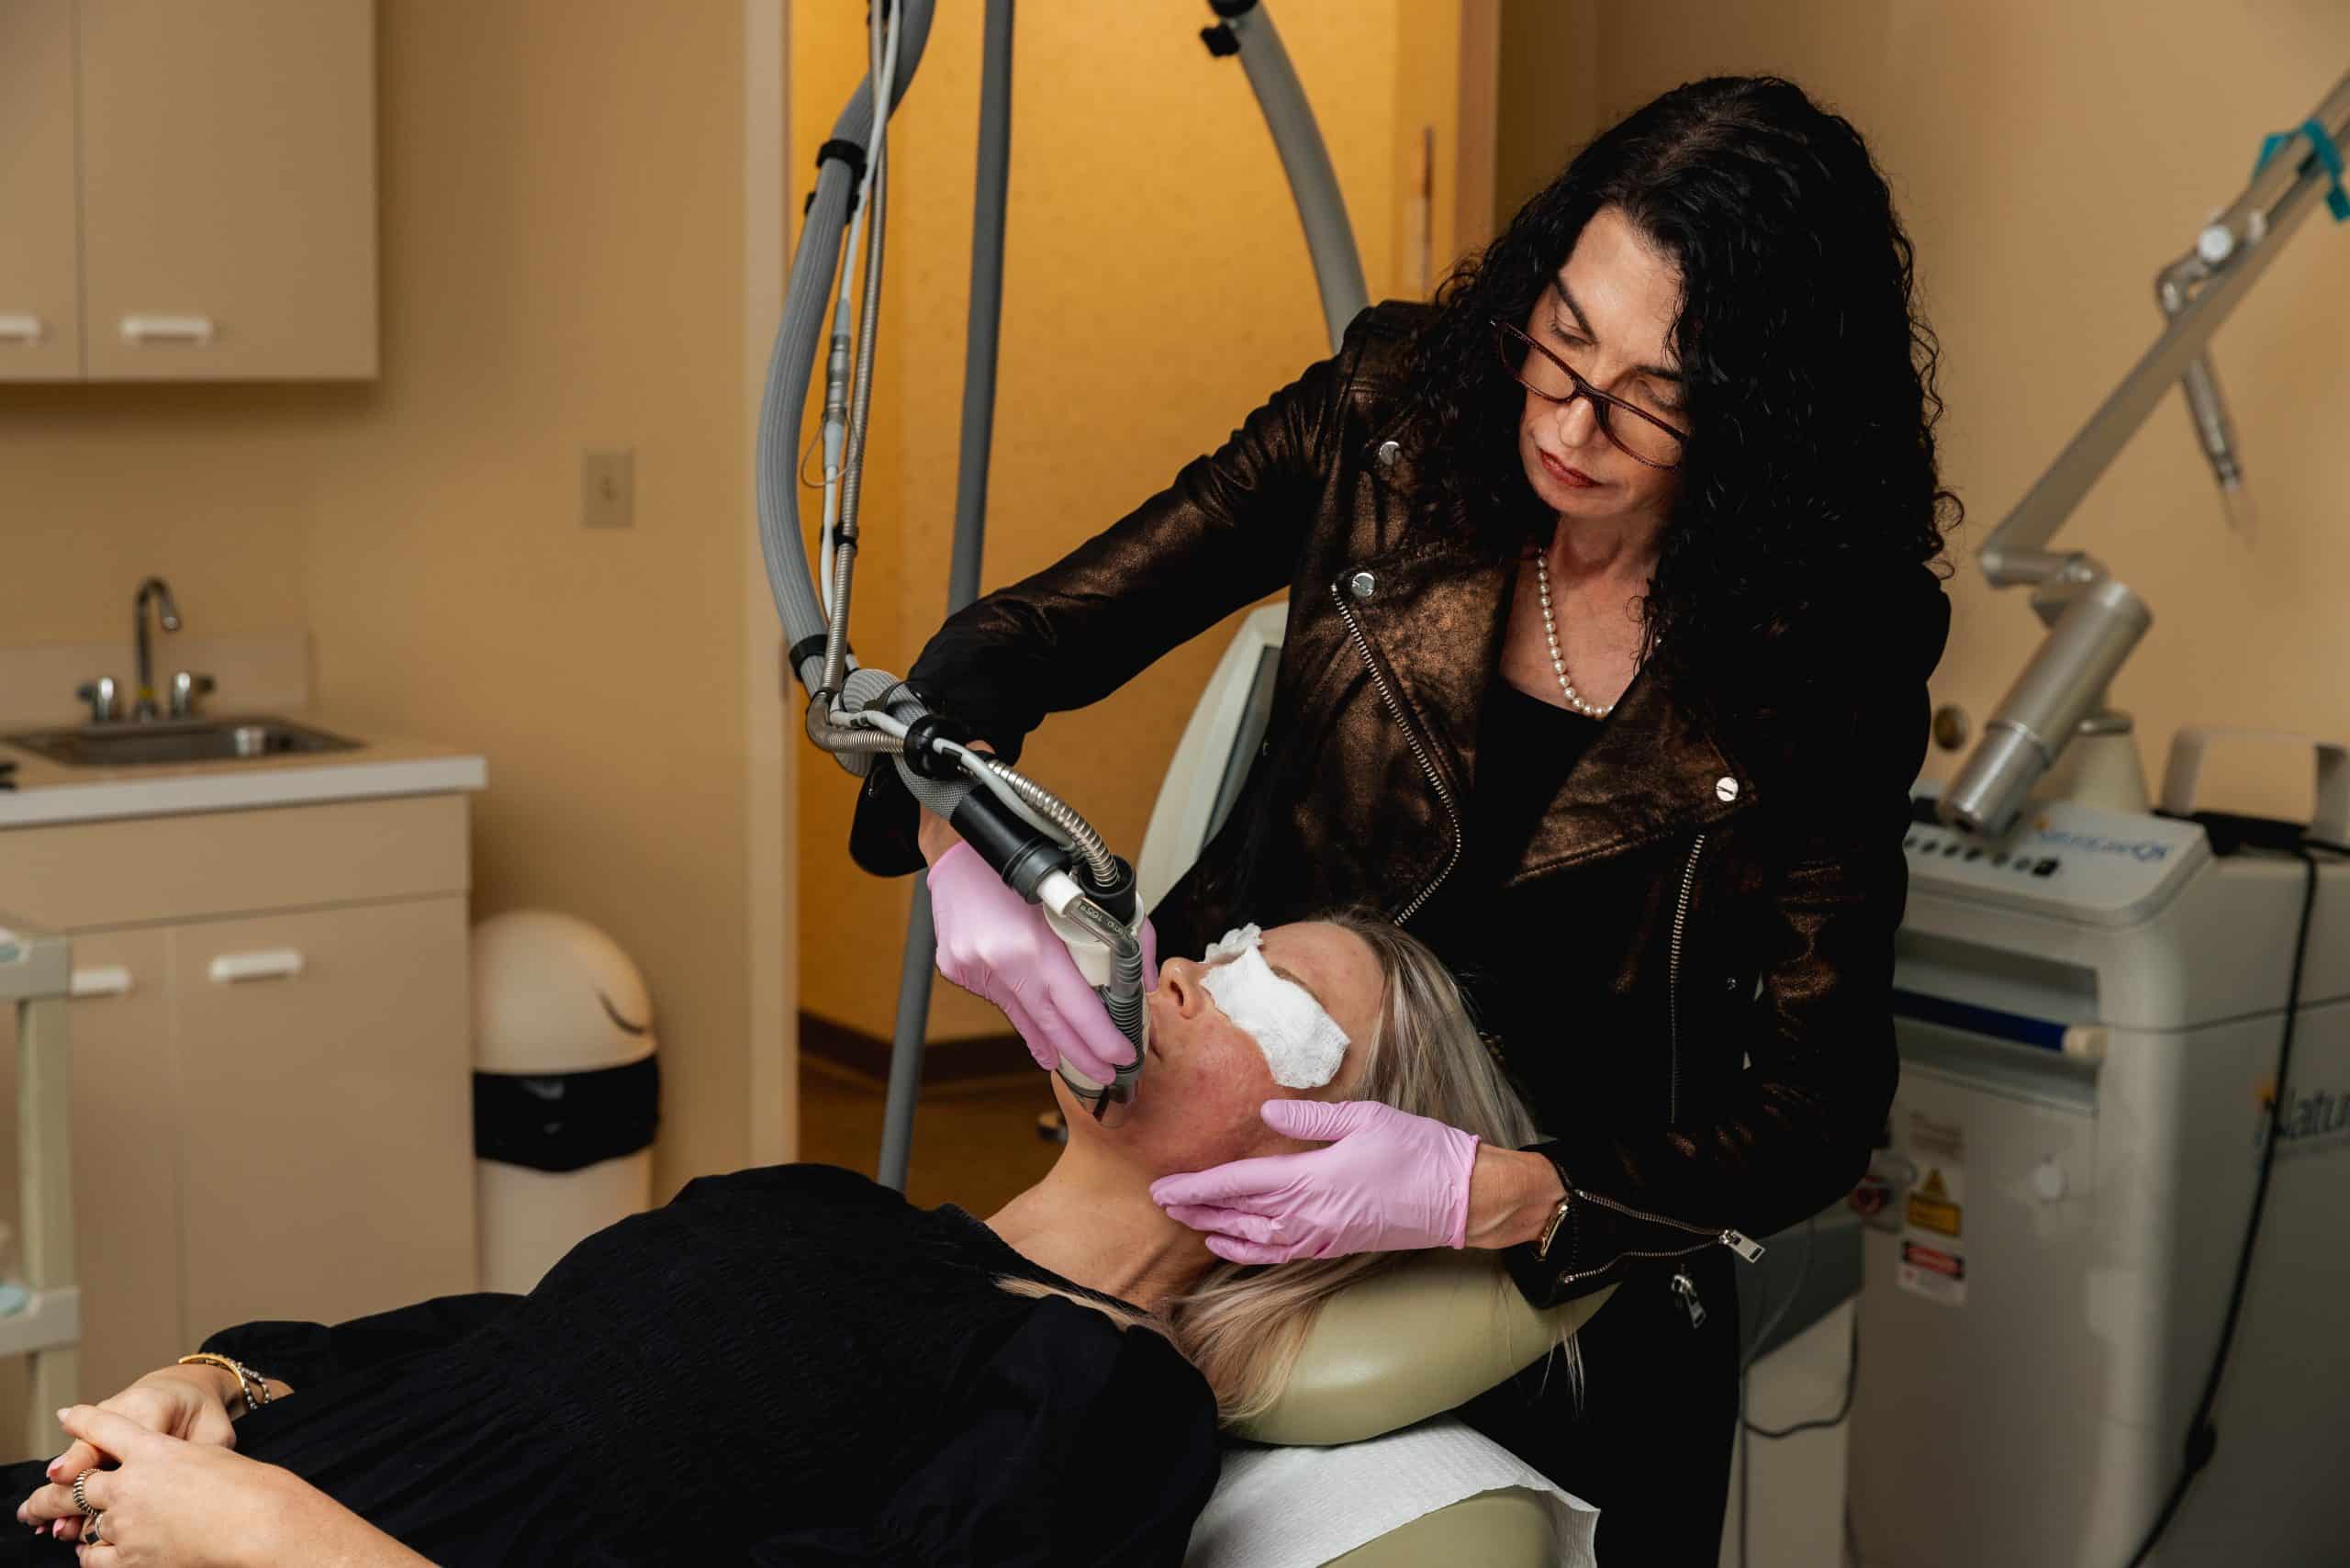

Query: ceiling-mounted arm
<box><xmin>1202</xmin><ymin>0</ymin><xmax>1371</xmax><ymax>352</ymax></box>
<box><xmin>1942</xmin><ymin>71</ymin><xmax>2350</xmax><ymax>837</ymax></box>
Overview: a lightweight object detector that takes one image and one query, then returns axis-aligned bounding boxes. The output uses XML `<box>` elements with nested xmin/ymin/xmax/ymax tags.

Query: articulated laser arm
<box><xmin>755</xmin><ymin>2</ymin><xmax>1366</xmax><ymax>1149</ymax></box>
<box><xmin>1942</xmin><ymin>70</ymin><xmax>2350</xmax><ymax>836</ymax></box>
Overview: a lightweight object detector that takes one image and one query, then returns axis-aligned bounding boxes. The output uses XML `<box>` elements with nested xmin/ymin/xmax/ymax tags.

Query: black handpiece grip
<box><xmin>949</xmin><ymin>790</ymin><xmax>1072</xmax><ymax>902</ymax></box>
<box><xmin>1083</xmin><ymin>856</ymin><xmax>1140</xmax><ymax>925</ymax></box>
<box><xmin>901</xmin><ymin>711</ymin><xmax>975</xmax><ymax>780</ymax></box>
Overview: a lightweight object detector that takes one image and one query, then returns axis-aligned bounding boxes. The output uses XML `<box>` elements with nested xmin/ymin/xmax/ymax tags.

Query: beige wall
<box><xmin>1495</xmin><ymin>1</ymin><xmax>2350</xmax><ymax>821</ymax></box>
<box><xmin>790</xmin><ymin>1</ymin><xmax>1489</xmax><ymax>1043</ymax></box>
<box><xmin>1495</xmin><ymin>0</ymin><xmax>1600</xmax><ymax>229</ymax></box>
<box><xmin>0</xmin><ymin>2</ymin><xmax>781</xmax><ymax>1197</ymax></box>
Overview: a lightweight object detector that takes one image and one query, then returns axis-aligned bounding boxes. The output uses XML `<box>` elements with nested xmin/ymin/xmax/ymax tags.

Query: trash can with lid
<box><xmin>472</xmin><ymin>910</ymin><xmax>659</xmax><ymax>1294</ymax></box>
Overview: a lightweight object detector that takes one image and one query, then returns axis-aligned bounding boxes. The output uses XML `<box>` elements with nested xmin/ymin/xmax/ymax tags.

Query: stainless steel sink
<box><xmin>5</xmin><ymin>717</ymin><xmax>363</xmax><ymax>767</ymax></box>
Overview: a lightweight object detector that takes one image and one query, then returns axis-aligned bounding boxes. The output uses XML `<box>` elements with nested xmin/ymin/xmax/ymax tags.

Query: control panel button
<box><xmin>2031</xmin><ymin>857</ymin><xmax>2059</xmax><ymax>877</ymax></box>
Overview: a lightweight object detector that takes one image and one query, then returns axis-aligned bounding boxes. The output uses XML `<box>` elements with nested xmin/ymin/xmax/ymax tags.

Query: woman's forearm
<box><xmin>313</xmin><ymin>1522</ymin><xmax>440</xmax><ymax>1568</ymax></box>
<box><xmin>917</xmin><ymin>806</ymin><xmax>958</xmax><ymax>866</ymax></box>
<box><xmin>1464</xmin><ymin>1145</ymin><xmax>1567</xmax><ymax>1249</ymax></box>
<box><xmin>272</xmin><ymin>1483</ymin><xmax>439</xmax><ymax>1568</ymax></box>
<box><xmin>915</xmin><ymin>739</ymin><xmax>995</xmax><ymax>865</ymax></box>
<box><xmin>185</xmin><ymin>1362</ymin><xmax>295</xmax><ymax>1414</ymax></box>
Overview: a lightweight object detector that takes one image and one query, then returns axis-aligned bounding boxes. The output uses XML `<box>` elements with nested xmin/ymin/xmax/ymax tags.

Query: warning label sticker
<box><xmin>1897</xmin><ymin>1159</ymin><xmax>1967</xmax><ymax>1305</ymax></box>
<box><xmin>1906</xmin><ymin>1195</ymin><xmax>1962</xmax><ymax>1237</ymax></box>
<box><xmin>1902</xmin><ymin>1240</ymin><xmax>1964</xmax><ymax>1278</ymax></box>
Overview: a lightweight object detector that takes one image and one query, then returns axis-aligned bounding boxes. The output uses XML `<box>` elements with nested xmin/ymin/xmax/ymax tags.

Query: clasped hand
<box><xmin>17</xmin><ymin>1370</ymin><xmax>319</xmax><ymax>1565</ymax></box>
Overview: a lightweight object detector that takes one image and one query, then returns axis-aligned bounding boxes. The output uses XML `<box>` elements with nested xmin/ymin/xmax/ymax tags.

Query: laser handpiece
<box><xmin>944</xmin><ymin>780</ymin><xmax>1150</xmax><ymax>1125</ymax></box>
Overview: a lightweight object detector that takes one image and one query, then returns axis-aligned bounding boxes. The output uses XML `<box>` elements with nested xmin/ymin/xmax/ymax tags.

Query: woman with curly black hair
<box><xmin>860</xmin><ymin>74</ymin><xmax>1954</xmax><ymax>1559</ymax></box>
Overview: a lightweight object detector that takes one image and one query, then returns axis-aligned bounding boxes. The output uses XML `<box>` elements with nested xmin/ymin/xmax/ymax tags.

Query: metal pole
<box><xmin>876</xmin><ymin>881</ymin><xmax>937</xmax><ymax>1191</ymax></box>
<box><xmin>878</xmin><ymin>0</ymin><xmax>1016</xmax><ymax>1193</ymax></box>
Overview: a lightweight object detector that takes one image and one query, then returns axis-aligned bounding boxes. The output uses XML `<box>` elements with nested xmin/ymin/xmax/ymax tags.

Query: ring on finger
<box><xmin>83</xmin><ymin>1510</ymin><xmax>105</xmax><ymax>1546</ymax></box>
<box><xmin>72</xmin><ymin>1468</ymin><xmax>98</xmax><ymax>1518</ymax></box>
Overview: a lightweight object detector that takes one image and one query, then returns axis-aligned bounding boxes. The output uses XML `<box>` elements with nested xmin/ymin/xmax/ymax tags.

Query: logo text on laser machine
<box><xmin>2034</xmin><ymin>827</ymin><xmax>2173</xmax><ymax>864</ymax></box>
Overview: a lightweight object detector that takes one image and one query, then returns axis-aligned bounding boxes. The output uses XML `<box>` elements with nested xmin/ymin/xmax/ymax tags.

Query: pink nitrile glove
<box><xmin>926</xmin><ymin>841</ymin><xmax>1158</xmax><ymax>1087</ymax></box>
<box><xmin>1149</xmin><ymin>1100</ymin><xmax>1481</xmax><ymax>1264</ymax></box>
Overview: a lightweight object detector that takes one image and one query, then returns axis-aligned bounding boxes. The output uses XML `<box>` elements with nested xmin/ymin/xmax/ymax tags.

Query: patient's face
<box><xmin>1058</xmin><ymin>921</ymin><xmax>1384</xmax><ymax>1175</ymax></box>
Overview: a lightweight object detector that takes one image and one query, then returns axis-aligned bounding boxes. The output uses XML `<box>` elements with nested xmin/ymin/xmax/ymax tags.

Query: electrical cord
<box><xmin>1746</xmin><ymin>1309</ymin><xmax>1859</xmax><ymax>1440</ymax></box>
<box><xmin>1735</xmin><ymin>1215</ymin><xmax>1831</xmax><ymax>1568</ymax></box>
<box><xmin>1740</xmin><ymin>1215</ymin><xmax>1817</xmax><ymax>1378</ymax></box>
<box><xmin>2118</xmin><ymin>836</ymin><xmax>2325</xmax><ymax>1567</ymax></box>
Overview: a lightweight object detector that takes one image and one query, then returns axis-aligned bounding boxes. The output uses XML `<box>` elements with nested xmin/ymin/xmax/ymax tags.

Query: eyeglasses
<box><xmin>1489</xmin><ymin>319</ymin><xmax>1687</xmax><ymax>470</ymax></box>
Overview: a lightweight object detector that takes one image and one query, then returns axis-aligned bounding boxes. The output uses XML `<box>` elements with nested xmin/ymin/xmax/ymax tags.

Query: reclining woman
<box><xmin>6</xmin><ymin>914</ymin><xmax>1549</xmax><ymax>1567</ymax></box>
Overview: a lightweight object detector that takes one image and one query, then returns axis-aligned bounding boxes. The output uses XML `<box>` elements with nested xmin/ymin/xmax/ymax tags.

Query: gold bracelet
<box><xmin>1536</xmin><ymin>1191</ymin><xmax>1575</xmax><ymax>1260</ymax></box>
<box><xmin>177</xmin><ymin>1353</ymin><xmax>272</xmax><ymax>1416</ymax></box>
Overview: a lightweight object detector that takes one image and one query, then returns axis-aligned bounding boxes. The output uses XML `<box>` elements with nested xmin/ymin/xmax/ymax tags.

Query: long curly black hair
<box><xmin>1407</xmin><ymin>75</ymin><xmax>1955</xmax><ymax>681</ymax></box>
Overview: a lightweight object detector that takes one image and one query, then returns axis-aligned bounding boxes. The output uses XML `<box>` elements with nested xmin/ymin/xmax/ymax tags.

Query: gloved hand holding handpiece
<box><xmin>926</xmin><ymin>839</ymin><xmax>1158</xmax><ymax>1091</ymax></box>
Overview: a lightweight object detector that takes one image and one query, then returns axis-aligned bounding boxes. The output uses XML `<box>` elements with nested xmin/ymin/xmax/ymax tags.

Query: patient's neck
<box><xmin>986</xmin><ymin>1137</ymin><xmax>1212</xmax><ymax>1313</ymax></box>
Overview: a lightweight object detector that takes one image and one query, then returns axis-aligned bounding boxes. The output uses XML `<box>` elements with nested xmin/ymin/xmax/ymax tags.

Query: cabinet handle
<box><xmin>119</xmin><ymin>314</ymin><xmax>216</xmax><ymax>345</ymax></box>
<box><xmin>68</xmin><ymin>967</ymin><xmax>134</xmax><ymax>1000</ymax></box>
<box><xmin>0</xmin><ymin>314</ymin><xmax>45</xmax><ymax>344</ymax></box>
<box><xmin>208</xmin><ymin>949</ymin><xmax>304</xmax><ymax>985</ymax></box>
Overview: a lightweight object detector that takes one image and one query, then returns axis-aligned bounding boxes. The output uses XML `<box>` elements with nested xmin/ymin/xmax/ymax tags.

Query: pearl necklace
<box><xmin>1534</xmin><ymin>553</ymin><xmax>1632</xmax><ymax>720</ymax></box>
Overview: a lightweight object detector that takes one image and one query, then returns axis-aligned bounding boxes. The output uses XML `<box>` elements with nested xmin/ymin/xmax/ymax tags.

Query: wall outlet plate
<box><xmin>582</xmin><ymin>448</ymin><xmax>635</xmax><ymax>529</ymax></box>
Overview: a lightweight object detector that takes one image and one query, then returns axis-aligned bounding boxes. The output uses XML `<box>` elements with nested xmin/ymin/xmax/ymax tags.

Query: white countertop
<box><xmin>0</xmin><ymin>715</ymin><xmax>486</xmax><ymax>828</ymax></box>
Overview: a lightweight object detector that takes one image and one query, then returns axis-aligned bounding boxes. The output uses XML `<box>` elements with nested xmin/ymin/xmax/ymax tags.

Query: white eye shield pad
<box><xmin>1199</xmin><ymin>925</ymin><xmax>1350</xmax><ymax>1090</ymax></box>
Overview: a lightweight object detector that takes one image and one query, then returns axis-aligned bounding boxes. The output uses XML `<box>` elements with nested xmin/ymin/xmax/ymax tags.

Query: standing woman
<box><xmin>856</xmin><ymin>76</ymin><xmax>1953</xmax><ymax>1559</ymax></box>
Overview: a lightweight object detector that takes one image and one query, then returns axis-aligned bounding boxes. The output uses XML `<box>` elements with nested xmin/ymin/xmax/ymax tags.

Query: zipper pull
<box><xmin>1670</xmin><ymin>1269</ymin><xmax>1708</xmax><ymax>1328</ymax></box>
<box><xmin>1721</xmin><ymin>1229</ymin><xmax>1766</xmax><ymax>1263</ymax></box>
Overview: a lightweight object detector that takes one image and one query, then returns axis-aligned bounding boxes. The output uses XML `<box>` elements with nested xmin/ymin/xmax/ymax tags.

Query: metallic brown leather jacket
<box><xmin>853</xmin><ymin>302</ymin><xmax>1951</xmax><ymax>1308</ymax></box>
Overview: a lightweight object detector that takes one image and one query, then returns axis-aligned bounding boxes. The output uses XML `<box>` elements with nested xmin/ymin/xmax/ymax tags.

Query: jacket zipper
<box><xmin>1330</xmin><ymin>584</ymin><xmax>1756</xmax><ymax>1293</ymax></box>
<box><xmin>1330</xmin><ymin>581</ymin><xmax>1462</xmax><ymax>924</ymax></box>
<box><xmin>1547</xmin><ymin>1187</ymin><xmax>1766</xmax><ymax>1288</ymax></box>
<box><xmin>1666</xmin><ymin>832</ymin><xmax>1706</xmax><ymax>1125</ymax></box>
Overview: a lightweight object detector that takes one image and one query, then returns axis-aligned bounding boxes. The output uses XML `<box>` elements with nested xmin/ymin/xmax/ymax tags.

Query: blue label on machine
<box><xmin>1890</xmin><ymin>988</ymin><xmax>2069</xmax><ymax>1052</ymax></box>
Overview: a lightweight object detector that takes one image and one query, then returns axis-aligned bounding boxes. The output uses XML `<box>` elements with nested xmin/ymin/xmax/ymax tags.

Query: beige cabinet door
<box><xmin>173</xmin><ymin>898</ymin><xmax>475</xmax><ymax>1347</ymax></box>
<box><xmin>0</xmin><ymin>929</ymin><xmax>182</xmax><ymax>1416</ymax></box>
<box><xmin>60</xmin><ymin>931</ymin><xmax>185</xmax><ymax>1405</ymax></box>
<box><xmin>0</xmin><ymin>0</ymin><xmax>84</xmax><ymax>379</ymax></box>
<box><xmin>79</xmin><ymin>0</ymin><xmax>376</xmax><ymax>380</ymax></box>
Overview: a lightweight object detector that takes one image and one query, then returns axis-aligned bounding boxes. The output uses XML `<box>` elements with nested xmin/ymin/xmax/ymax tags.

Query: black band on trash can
<box><xmin>474</xmin><ymin>1055</ymin><xmax>661</xmax><ymax>1174</ymax></box>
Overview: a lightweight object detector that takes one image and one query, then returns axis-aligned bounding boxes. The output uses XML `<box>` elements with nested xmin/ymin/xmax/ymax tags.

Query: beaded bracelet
<box><xmin>177</xmin><ymin>1353</ymin><xmax>273</xmax><ymax>1417</ymax></box>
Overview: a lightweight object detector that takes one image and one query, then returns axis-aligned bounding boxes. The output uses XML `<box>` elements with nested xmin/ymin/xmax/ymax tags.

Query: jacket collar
<box><xmin>1509</xmin><ymin>655</ymin><xmax>1757</xmax><ymax>882</ymax></box>
<box><xmin>1335</xmin><ymin>496</ymin><xmax>1758</xmax><ymax>882</ymax></box>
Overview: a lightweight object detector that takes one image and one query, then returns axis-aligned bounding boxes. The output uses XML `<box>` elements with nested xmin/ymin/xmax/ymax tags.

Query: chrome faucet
<box><xmin>132</xmin><ymin>577</ymin><xmax>181</xmax><ymax>722</ymax></box>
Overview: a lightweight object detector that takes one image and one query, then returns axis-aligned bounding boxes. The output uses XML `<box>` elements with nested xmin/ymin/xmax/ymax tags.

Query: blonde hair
<box><xmin>1163</xmin><ymin>911</ymin><xmax>1561</xmax><ymax>1424</ymax></box>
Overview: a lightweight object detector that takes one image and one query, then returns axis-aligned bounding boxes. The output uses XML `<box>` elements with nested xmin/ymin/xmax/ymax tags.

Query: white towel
<box><xmin>1185</xmin><ymin>1417</ymin><xmax>1599</xmax><ymax>1568</ymax></box>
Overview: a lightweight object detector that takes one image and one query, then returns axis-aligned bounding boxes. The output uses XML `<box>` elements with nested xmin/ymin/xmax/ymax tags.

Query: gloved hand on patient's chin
<box><xmin>927</xmin><ymin>841</ymin><xmax>1157</xmax><ymax>1088</ymax></box>
<box><xmin>1149</xmin><ymin>1100</ymin><xmax>1480</xmax><ymax>1264</ymax></box>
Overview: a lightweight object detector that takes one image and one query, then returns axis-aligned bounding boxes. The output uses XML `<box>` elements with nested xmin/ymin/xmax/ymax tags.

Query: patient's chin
<box><xmin>1063</xmin><ymin>1083</ymin><xmax>1303</xmax><ymax>1186</ymax></box>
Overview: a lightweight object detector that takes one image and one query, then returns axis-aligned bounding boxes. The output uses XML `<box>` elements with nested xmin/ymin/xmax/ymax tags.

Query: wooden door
<box><xmin>172</xmin><ymin>897</ymin><xmax>474</xmax><ymax>1347</ymax></box>
<box><xmin>78</xmin><ymin>0</ymin><xmax>376</xmax><ymax>380</ymax></box>
<box><xmin>0</xmin><ymin>0</ymin><xmax>84</xmax><ymax>379</ymax></box>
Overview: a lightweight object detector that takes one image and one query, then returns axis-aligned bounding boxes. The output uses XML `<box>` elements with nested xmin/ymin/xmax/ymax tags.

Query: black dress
<box><xmin>1</xmin><ymin>1164</ymin><xmax>1219</xmax><ymax>1566</ymax></box>
<box><xmin>1421</xmin><ymin>679</ymin><xmax>1741</xmax><ymax>1565</ymax></box>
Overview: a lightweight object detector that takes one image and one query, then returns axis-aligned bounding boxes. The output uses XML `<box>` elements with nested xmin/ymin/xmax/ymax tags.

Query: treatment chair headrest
<box><xmin>1235</xmin><ymin>1249</ymin><xmax>1615</xmax><ymax>1446</ymax></box>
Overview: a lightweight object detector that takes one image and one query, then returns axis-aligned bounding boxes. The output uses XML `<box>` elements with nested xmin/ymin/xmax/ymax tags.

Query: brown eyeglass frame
<box><xmin>1489</xmin><ymin>319</ymin><xmax>1687</xmax><ymax>470</ymax></box>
